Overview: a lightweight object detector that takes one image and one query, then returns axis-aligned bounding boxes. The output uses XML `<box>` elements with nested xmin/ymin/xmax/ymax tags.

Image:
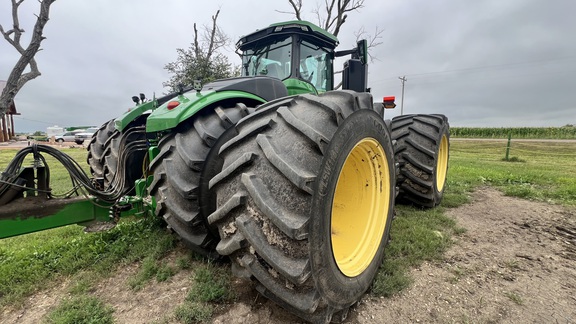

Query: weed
<box><xmin>44</xmin><ymin>295</ymin><xmax>114</xmax><ymax>324</ymax></box>
<box><xmin>504</xmin><ymin>291</ymin><xmax>524</xmax><ymax>305</ymax></box>
<box><xmin>188</xmin><ymin>264</ymin><xmax>235</xmax><ymax>303</ymax></box>
<box><xmin>453</xmin><ymin>226</ymin><xmax>467</xmax><ymax>235</ymax></box>
<box><xmin>447</xmin><ymin>266</ymin><xmax>469</xmax><ymax>284</ymax></box>
<box><xmin>504</xmin><ymin>259</ymin><xmax>520</xmax><ymax>270</ymax></box>
<box><xmin>173</xmin><ymin>302</ymin><xmax>213</xmax><ymax>323</ymax></box>
<box><xmin>129</xmin><ymin>257</ymin><xmax>177</xmax><ymax>290</ymax></box>
<box><xmin>156</xmin><ymin>264</ymin><xmax>176</xmax><ymax>282</ymax></box>
<box><xmin>68</xmin><ymin>271</ymin><xmax>98</xmax><ymax>295</ymax></box>
<box><xmin>501</xmin><ymin>156</ymin><xmax>525</xmax><ymax>163</ymax></box>
<box><xmin>129</xmin><ymin>257</ymin><xmax>159</xmax><ymax>290</ymax></box>
<box><xmin>372</xmin><ymin>259</ymin><xmax>412</xmax><ymax>297</ymax></box>
<box><xmin>177</xmin><ymin>256</ymin><xmax>193</xmax><ymax>270</ymax></box>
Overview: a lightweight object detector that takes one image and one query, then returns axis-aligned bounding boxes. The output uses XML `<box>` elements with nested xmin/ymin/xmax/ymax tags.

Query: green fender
<box><xmin>283</xmin><ymin>78</ymin><xmax>319</xmax><ymax>96</ymax></box>
<box><xmin>114</xmin><ymin>100</ymin><xmax>156</xmax><ymax>132</ymax></box>
<box><xmin>145</xmin><ymin>90</ymin><xmax>266</xmax><ymax>133</ymax></box>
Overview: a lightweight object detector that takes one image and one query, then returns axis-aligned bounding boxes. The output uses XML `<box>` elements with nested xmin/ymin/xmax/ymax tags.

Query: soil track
<box><xmin>2</xmin><ymin>189</ymin><xmax>575</xmax><ymax>323</ymax></box>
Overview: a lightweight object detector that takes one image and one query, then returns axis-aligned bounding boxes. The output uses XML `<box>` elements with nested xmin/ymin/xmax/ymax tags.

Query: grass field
<box><xmin>1</xmin><ymin>139</ymin><xmax>575</xmax><ymax>322</ymax></box>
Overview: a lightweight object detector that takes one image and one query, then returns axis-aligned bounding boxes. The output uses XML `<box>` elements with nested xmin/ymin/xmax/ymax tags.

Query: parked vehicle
<box><xmin>74</xmin><ymin>127</ymin><xmax>99</xmax><ymax>144</ymax></box>
<box><xmin>54</xmin><ymin>130</ymin><xmax>85</xmax><ymax>143</ymax></box>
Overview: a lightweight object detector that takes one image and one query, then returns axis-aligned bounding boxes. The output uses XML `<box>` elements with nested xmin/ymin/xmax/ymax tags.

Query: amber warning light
<box><xmin>383</xmin><ymin>96</ymin><xmax>396</xmax><ymax>109</ymax></box>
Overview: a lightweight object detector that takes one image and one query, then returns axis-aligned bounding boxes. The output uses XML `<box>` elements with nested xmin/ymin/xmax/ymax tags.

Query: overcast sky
<box><xmin>1</xmin><ymin>0</ymin><xmax>575</xmax><ymax>133</ymax></box>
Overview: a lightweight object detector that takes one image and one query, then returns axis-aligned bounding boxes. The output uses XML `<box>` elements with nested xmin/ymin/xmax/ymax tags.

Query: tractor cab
<box><xmin>236</xmin><ymin>21</ymin><xmax>339</xmax><ymax>95</ymax></box>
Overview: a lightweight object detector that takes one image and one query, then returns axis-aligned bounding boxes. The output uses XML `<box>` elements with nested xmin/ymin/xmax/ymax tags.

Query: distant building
<box><xmin>0</xmin><ymin>80</ymin><xmax>20</xmax><ymax>142</ymax></box>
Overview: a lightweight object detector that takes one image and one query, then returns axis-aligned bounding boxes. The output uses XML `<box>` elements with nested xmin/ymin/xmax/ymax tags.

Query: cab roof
<box><xmin>236</xmin><ymin>20</ymin><xmax>339</xmax><ymax>51</ymax></box>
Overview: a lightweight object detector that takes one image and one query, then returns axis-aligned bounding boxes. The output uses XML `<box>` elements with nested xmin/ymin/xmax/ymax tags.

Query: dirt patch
<box><xmin>2</xmin><ymin>188</ymin><xmax>575</xmax><ymax>323</ymax></box>
<box><xmin>0</xmin><ymin>250</ymin><xmax>194</xmax><ymax>324</ymax></box>
<box><xmin>351</xmin><ymin>187</ymin><xmax>576</xmax><ymax>323</ymax></box>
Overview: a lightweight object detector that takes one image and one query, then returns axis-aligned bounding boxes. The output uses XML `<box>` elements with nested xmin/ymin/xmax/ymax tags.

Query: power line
<box><xmin>371</xmin><ymin>55</ymin><xmax>576</xmax><ymax>84</ymax></box>
<box><xmin>13</xmin><ymin>115</ymin><xmax>59</xmax><ymax>126</ymax></box>
<box><xmin>398</xmin><ymin>76</ymin><xmax>407</xmax><ymax>115</ymax></box>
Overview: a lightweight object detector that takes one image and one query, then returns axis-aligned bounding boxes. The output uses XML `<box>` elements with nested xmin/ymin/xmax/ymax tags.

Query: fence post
<box><xmin>505</xmin><ymin>132</ymin><xmax>512</xmax><ymax>161</ymax></box>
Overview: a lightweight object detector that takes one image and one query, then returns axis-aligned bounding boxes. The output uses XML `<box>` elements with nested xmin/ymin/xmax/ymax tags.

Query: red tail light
<box><xmin>383</xmin><ymin>96</ymin><xmax>396</xmax><ymax>109</ymax></box>
<box><xmin>167</xmin><ymin>101</ymin><xmax>180</xmax><ymax>110</ymax></box>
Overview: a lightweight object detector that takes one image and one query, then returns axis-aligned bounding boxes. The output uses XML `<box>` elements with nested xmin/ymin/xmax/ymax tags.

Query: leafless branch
<box><xmin>276</xmin><ymin>0</ymin><xmax>303</xmax><ymax>20</ymax></box>
<box><xmin>206</xmin><ymin>9</ymin><xmax>220</xmax><ymax>61</ymax></box>
<box><xmin>312</xmin><ymin>3</ymin><xmax>324</xmax><ymax>27</ymax></box>
<box><xmin>354</xmin><ymin>25</ymin><xmax>384</xmax><ymax>62</ymax></box>
<box><xmin>282</xmin><ymin>0</ymin><xmax>364</xmax><ymax>36</ymax></box>
<box><xmin>330</xmin><ymin>0</ymin><xmax>365</xmax><ymax>36</ymax></box>
<box><xmin>0</xmin><ymin>0</ymin><xmax>55</xmax><ymax>120</ymax></box>
<box><xmin>193</xmin><ymin>23</ymin><xmax>200</xmax><ymax>58</ymax></box>
<box><xmin>203</xmin><ymin>9</ymin><xmax>229</xmax><ymax>58</ymax></box>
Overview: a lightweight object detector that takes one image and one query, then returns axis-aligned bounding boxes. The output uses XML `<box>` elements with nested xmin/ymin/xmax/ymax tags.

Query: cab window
<box><xmin>241</xmin><ymin>37</ymin><xmax>292</xmax><ymax>80</ymax></box>
<box><xmin>299</xmin><ymin>40</ymin><xmax>332</xmax><ymax>92</ymax></box>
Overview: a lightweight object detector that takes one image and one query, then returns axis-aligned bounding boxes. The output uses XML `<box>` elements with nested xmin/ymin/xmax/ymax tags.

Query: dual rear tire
<box><xmin>391</xmin><ymin>114</ymin><xmax>450</xmax><ymax>207</ymax></box>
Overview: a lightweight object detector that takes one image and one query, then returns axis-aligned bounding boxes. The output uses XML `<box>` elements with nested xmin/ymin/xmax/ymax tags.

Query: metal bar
<box><xmin>0</xmin><ymin>198</ymin><xmax>110</xmax><ymax>239</ymax></box>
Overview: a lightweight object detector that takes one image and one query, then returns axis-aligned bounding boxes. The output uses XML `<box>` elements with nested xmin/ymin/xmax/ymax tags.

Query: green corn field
<box><xmin>451</xmin><ymin>126</ymin><xmax>576</xmax><ymax>139</ymax></box>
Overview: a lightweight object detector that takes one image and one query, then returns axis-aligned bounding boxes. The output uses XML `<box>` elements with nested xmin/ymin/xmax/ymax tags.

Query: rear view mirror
<box><xmin>357</xmin><ymin>39</ymin><xmax>368</xmax><ymax>65</ymax></box>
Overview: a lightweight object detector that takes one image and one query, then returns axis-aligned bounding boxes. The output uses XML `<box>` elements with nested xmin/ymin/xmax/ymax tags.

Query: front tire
<box><xmin>209</xmin><ymin>91</ymin><xmax>395</xmax><ymax>323</ymax></box>
<box><xmin>149</xmin><ymin>104</ymin><xmax>251</xmax><ymax>258</ymax></box>
<box><xmin>391</xmin><ymin>114</ymin><xmax>450</xmax><ymax>207</ymax></box>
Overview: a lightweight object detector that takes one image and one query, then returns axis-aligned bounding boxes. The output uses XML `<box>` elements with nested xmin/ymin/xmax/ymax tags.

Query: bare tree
<box><xmin>354</xmin><ymin>25</ymin><xmax>384</xmax><ymax>61</ymax></box>
<box><xmin>278</xmin><ymin>0</ymin><xmax>365</xmax><ymax>37</ymax></box>
<box><xmin>0</xmin><ymin>0</ymin><xmax>56</xmax><ymax>120</ymax></box>
<box><xmin>279</xmin><ymin>0</ymin><xmax>382</xmax><ymax>89</ymax></box>
<box><xmin>278</xmin><ymin>0</ymin><xmax>383</xmax><ymax>58</ymax></box>
<box><xmin>164</xmin><ymin>10</ymin><xmax>236</xmax><ymax>92</ymax></box>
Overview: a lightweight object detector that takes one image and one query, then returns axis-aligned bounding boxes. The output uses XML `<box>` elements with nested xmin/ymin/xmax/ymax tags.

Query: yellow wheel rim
<box><xmin>436</xmin><ymin>134</ymin><xmax>449</xmax><ymax>192</ymax></box>
<box><xmin>331</xmin><ymin>138</ymin><xmax>391</xmax><ymax>277</ymax></box>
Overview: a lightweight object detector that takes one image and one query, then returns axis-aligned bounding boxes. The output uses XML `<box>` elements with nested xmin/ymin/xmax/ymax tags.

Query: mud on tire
<box><xmin>209</xmin><ymin>91</ymin><xmax>396</xmax><ymax>323</ymax></box>
<box><xmin>391</xmin><ymin>114</ymin><xmax>450</xmax><ymax>207</ymax></box>
<box><xmin>149</xmin><ymin>104</ymin><xmax>251</xmax><ymax>258</ymax></box>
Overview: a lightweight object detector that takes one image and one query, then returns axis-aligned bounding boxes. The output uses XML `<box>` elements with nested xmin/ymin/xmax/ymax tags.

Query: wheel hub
<box><xmin>331</xmin><ymin>138</ymin><xmax>391</xmax><ymax>277</ymax></box>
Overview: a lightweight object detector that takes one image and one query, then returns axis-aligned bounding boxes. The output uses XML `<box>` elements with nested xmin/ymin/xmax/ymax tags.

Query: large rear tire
<box><xmin>391</xmin><ymin>114</ymin><xmax>450</xmax><ymax>207</ymax></box>
<box><xmin>149</xmin><ymin>104</ymin><xmax>251</xmax><ymax>258</ymax></box>
<box><xmin>209</xmin><ymin>91</ymin><xmax>395</xmax><ymax>323</ymax></box>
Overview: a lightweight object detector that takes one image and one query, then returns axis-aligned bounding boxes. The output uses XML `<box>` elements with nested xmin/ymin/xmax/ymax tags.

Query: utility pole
<box><xmin>399</xmin><ymin>76</ymin><xmax>407</xmax><ymax>115</ymax></box>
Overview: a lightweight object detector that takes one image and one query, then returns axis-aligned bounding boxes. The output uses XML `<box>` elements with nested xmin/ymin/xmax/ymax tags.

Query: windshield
<box><xmin>299</xmin><ymin>40</ymin><xmax>332</xmax><ymax>92</ymax></box>
<box><xmin>241</xmin><ymin>36</ymin><xmax>292</xmax><ymax>80</ymax></box>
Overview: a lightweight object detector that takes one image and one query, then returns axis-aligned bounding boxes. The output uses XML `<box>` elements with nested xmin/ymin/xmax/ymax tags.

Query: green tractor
<box><xmin>0</xmin><ymin>20</ymin><xmax>449</xmax><ymax>323</ymax></box>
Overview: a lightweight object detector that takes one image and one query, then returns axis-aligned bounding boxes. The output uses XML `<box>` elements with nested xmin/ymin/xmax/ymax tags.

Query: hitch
<box><xmin>0</xmin><ymin>166</ymin><xmax>48</xmax><ymax>206</ymax></box>
<box><xmin>0</xmin><ymin>144</ymin><xmax>155</xmax><ymax>239</ymax></box>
